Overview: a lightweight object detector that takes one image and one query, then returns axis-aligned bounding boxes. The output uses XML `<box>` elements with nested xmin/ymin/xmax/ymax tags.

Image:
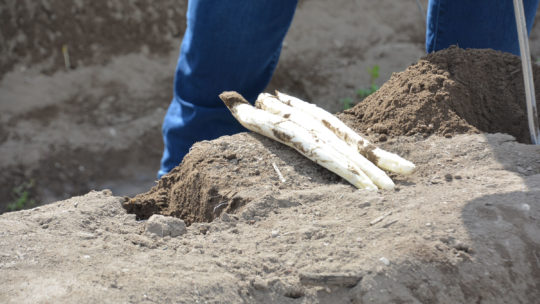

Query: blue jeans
<box><xmin>427</xmin><ymin>0</ymin><xmax>539</xmax><ymax>54</ymax></box>
<box><xmin>158</xmin><ymin>0</ymin><xmax>298</xmax><ymax>178</ymax></box>
<box><xmin>159</xmin><ymin>0</ymin><xmax>538</xmax><ymax>178</ymax></box>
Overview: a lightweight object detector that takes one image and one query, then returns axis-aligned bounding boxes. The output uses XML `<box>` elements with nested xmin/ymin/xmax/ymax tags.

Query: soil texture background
<box><xmin>2</xmin><ymin>131</ymin><xmax>540</xmax><ymax>303</ymax></box>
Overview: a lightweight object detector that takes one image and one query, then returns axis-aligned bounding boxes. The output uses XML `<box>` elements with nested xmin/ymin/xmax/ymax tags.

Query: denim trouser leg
<box><xmin>426</xmin><ymin>0</ymin><xmax>539</xmax><ymax>55</ymax></box>
<box><xmin>159</xmin><ymin>0</ymin><xmax>298</xmax><ymax>178</ymax></box>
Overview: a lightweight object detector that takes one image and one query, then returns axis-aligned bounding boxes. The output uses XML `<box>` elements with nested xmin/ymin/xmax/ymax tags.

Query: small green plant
<box><xmin>356</xmin><ymin>65</ymin><xmax>380</xmax><ymax>99</ymax></box>
<box><xmin>7</xmin><ymin>180</ymin><xmax>36</xmax><ymax>212</ymax></box>
<box><xmin>340</xmin><ymin>65</ymin><xmax>381</xmax><ymax>110</ymax></box>
<box><xmin>340</xmin><ymin>97</ymin><xmax>354</xmax><ymax>110</ymax></box>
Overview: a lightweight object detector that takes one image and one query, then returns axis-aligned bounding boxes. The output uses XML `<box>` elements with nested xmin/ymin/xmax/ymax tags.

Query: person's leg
<box><xmin>426</xmin><ymin>0</ymin><xmax>539</xmax><ymax>55</ymax></box>
<box><xmin>159</xmin><ymin>0</ymin><xmax>298</xmax><ymax>178</ymax></box>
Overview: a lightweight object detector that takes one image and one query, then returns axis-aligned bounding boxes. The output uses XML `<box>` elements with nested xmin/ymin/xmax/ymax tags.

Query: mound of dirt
<box><xmin>339</xmin><ymin>46</ymin><xmax>540</xmax><ymax>143</ymax></box>
<box><xmin>125</xmin><ymin>47</ymin><xmax>540</xmax><ymax>225</ymax></box>
<box><xmin>124</xmin><ymin>133</ymin><xmax>343</xmax><ymax>225</ymax></box>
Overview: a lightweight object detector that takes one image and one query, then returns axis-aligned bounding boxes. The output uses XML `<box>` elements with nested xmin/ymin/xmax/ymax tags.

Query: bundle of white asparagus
<box><xmin>219</xmin><ymin>91</ymin><xmax>415</xmax><ymax>190</ymax></box>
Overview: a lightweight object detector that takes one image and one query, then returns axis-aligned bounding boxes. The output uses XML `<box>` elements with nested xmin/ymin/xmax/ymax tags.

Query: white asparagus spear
<box><xmin>219</xmin><ymin>91</ymin><xmax>378</xmax><ymax>190</ymax></box>
<box><xmin>275</xmin><ymin>91</ymin><xmax>415</xmax><ymax>175</ymax></box>
<box><xmin>256</xmin><ymin>93</ymin><xmax>395</xmax><ymax>190</ymax></box>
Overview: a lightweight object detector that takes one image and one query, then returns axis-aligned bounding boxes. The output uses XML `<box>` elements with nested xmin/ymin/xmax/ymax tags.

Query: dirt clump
<box><xmin>123</xmin><ymin>133</ymin><xmax>341</xmax><ymax>225</ymax></box>
<box><xmin>340</xmin><ymin>46</ymin><xmax>540</xmax><ymax>143</ymax></box>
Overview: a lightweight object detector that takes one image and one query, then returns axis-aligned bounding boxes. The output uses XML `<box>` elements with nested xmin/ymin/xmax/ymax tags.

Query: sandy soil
<box><xmin>1</xmin><ymin>132</ymin><xmax>539</xmax><ymax>303</ymax></box>
<box><xmin>1</xmin><ymin>1</ymin><xmax>540</xmax><ymax>303</ymax></box>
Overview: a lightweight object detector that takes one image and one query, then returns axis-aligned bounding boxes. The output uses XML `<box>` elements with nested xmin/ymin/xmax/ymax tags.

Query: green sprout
<box><xmin>341</xmin><ymin>65</ymin><xmax>380</xmax><ymax>110</ymax></box>
<box><xmin>340</xmin><ymin>97</ymin><xmax>354</xmax><ymax>110</ymax></box>
<box><xmin>7</xmin><ymin>180</ymin><xmax>36</xmax><ymax>212</ymax></box>
<box><xmin>356</xmin><ymin>65</ymin><xmax>380</xmax><ymax>99</ymax></box>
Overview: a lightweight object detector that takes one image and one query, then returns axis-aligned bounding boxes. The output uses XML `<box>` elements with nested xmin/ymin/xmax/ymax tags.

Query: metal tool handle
<box><xmin>513</xmin><ymin>0</ymin><xmax>540</xmax><ymax>144</ymax></box>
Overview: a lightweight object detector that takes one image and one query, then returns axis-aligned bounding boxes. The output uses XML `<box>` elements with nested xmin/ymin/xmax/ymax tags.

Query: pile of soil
<box><xmin>125</xmin><ymin>47</ymin><xmax>540</xmax><ymax>225</ymax></box>
<box><xmin>124</xmin><ymin>133</ymin><xmax>342</xmax><ymax>225</ymax></box>
<box><xmin>340</xmin><ymin>46</ymin><xmax>540</xmax><ymax>143</ymax></box>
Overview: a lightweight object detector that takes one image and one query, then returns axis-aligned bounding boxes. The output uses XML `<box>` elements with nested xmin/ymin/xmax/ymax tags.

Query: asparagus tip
<box><xmin>219</xmin><ymin>91</ymin><xmax>249</xmax><ymax>109</ymax></box>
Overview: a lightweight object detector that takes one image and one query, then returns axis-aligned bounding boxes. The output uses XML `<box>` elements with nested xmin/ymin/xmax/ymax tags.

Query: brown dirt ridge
<box><xmin>340</xmin><ymin>46</ymin><xmax>540</xmax><ymax>143</ymax></box>
<box><xmin>125</xmin><ymin>47</ymin><xmax>540</xmax><ymax>224</ymax></box>
<box><xmin>123</xmin><ymin>132</ymin><xmax>343</xmax><ymax>225</ymax></box>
